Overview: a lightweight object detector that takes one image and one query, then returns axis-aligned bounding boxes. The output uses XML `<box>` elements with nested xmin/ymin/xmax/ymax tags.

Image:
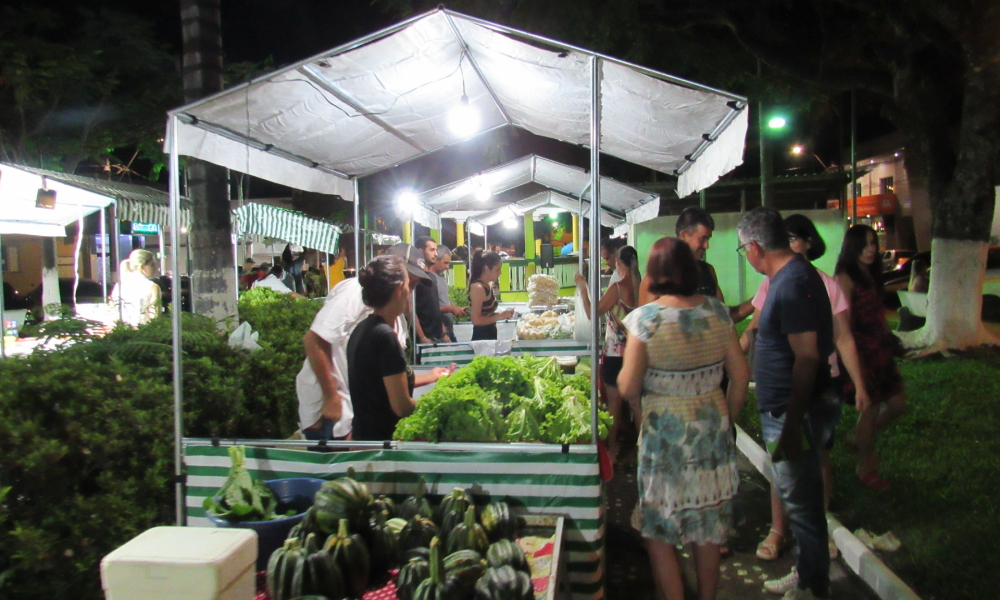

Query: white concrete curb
<box><xmin>734</xmin><ymin>425</ymin><xmax>921</xmax><ymax>600</ymax></box>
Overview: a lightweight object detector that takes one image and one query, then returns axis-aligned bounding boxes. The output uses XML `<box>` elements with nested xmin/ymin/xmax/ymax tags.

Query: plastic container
<box><xmin>100</xmin><ymin>526</ymin><xmax>256</xmax><ymax>600</ymax></box>
<box><xmin>207</xmin><ymin>477</ymin><xmax>324</xmax><ymax>571</ymax></box>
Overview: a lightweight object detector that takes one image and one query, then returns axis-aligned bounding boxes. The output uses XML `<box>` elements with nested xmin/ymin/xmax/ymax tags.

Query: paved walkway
<box><xmin>604</xmin><ymin>424</ymin><xmax>880</xmax><ymax>600</ymax></box>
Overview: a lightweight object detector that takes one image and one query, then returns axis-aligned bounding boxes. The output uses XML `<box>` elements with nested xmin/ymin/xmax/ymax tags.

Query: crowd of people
<box><xmin>275</xmin><ymin>207</ymin><xmax>906</xmax><ymax>600</ymax></box>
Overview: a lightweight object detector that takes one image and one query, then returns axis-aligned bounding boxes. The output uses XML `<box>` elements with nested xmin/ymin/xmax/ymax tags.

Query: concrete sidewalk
<box><xmin>604</xmin><ymin>426</ymin><xmax>880</xmax><ymax>600</ymax></box>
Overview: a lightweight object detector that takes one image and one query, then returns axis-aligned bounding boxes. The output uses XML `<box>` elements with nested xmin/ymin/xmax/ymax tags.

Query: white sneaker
<box><xmin>781</xmin><ymin>587</ymin><xmax>819</xmax><ymax>600</ymax></box>
<box><xmin>764</xmin><ymin>567</ymin><xmax>799</xmax><ymax>595</ymax></box>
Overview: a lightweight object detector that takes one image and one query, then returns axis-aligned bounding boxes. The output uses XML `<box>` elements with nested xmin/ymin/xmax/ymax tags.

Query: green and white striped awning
<box><xmin>233</xmin><ymin>202</ymin><xmax>341</xmax><ymax>255</ymax></box>
<box><xmin>117</xmin><ymin>196</ymin><xmax>191</xmax><ymax>230</ymax></box>
<box><xmin>184</xmin><ymin>444</ymin><xmax>605</xmax><ymax>600</ymax></box>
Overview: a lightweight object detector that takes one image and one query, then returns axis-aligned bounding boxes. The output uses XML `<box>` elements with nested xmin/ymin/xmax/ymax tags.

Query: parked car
<box><xmin>156</xmin><ymin>275</ymin><xmax>192</xmax><ymax>313</ymax></box>
<box><xmin>880</xmin><ymin>249</ymin><xmax>916</xmax><ymax>272</ymax></box>
<box><xmin>22</xmin><ymin>278</ymin><xmax>107</xmax><ymax>308</ymax></box>
<box><xmin>883</xmin><ymin>246</ymin><xmax>1000</xmax><ymax>309</ymax></box>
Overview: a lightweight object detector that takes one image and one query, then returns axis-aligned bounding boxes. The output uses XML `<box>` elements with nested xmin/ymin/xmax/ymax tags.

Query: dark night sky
<box><xmin>31</xmin><ymin>0</ymin><xmax>895</xmax><ymax>211</ymax></box>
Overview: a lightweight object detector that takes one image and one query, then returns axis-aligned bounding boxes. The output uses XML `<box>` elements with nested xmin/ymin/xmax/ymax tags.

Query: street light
<box><xmin>768</xmin><ymin>116</ymin><xmax>787</xmax><ymax>129</ymax></box>
<box><xmin>791</xmin><ymin>144</ymin><xmax>804</xmax><ymax>155</ymax></box>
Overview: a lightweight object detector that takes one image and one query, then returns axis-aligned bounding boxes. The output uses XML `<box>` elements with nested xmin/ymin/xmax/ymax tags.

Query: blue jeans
<box><xmin>761</xmin><ymin>407</ymin><xmax>830</xmax><ymax>597</ymax></box>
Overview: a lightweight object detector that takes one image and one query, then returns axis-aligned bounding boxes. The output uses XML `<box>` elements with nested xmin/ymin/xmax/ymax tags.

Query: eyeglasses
<box><xmin>736</xmin><ymin>241</ymin><xmax>753</xmax><ymax>256</ymax></box>
<box><xmin>788</xmin><ymin>235</ymin><xmax>800</xmax><ymax>243</ymax></box>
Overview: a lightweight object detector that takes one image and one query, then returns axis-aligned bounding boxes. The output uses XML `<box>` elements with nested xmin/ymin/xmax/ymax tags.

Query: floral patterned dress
<box><xmin>622</xmin><ymin>297</ymin><xmax>738</xmax><ymax>544</ymax></box>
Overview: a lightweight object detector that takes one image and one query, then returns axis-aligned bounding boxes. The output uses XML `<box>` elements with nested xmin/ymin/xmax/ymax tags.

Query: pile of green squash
<box><xmin>266</xmin><ymin>473</ymin><xmax>535</xmax><ymax>600</ymax></box>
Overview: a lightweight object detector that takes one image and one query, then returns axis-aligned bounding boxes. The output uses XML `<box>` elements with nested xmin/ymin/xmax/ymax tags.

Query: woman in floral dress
<box><xmin>619</xmin><ymin>237</ymin><xmax>749</xmax><ymax>600</ymax></box>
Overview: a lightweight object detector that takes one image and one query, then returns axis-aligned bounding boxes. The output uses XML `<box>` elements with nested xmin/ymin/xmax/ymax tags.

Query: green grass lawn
<box><xmin>737</xmin><ymin>350</ymin><xmax>1000</xmax><ymax>600</ymax></box>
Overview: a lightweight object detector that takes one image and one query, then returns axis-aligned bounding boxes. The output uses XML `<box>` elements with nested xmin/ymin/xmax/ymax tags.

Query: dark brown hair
<box><xmin>645</xmin><ymin>237</ymin><xmax>698</xmax><ymax>296</ymax></box>
<box><xmin>470</xmin><ymin>250</ymin><xmax>502</xmax><ymax>282</ymax></box>
<box><xmin>357</xmin><ymin>255</ymin><xmax>407</xmax><ymax>308</ymax></box>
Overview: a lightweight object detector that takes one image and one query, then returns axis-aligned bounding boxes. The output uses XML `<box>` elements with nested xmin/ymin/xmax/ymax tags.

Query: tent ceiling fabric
<box><xmin>168</xmin><ymin>10</ymin><xmax>747</xmax><ymax>201</ymax></box>
<box><xmin>233</xmin><ymin>202</ymin><xmax>341</xmax><ymax>255</ymax></box>
<box><xmin>0</xmin><ymin>164</ymin><xmax>113</xmax><ymax>236</ymax></box>
<box><xmin>409</xmin><ymin>155</ymin><xmax>658</xmax><ymax>232</ymax></box>
<box><xmin>468</xmin><ymin>190</ymin><xmax>621</xmax><ymax>229</ymax></box>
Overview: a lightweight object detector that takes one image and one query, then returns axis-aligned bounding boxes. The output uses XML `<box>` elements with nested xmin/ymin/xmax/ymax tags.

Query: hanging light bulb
<box><xmin>448</xmin><ymin>95</ymin><xmax>480</xmax><ymax>138</ymax></box>
<box><xmin>397</xmin><ymin>190</ymin><xmax>418</xmax><ymax>216</ymax></box>
<box><xmin>475</xmin><ymin>184</ymin><xmax>491</xmax><ymax>202</ymax></box>
<box><xmin>504</xmin><ymin>217</ymin><xmax>518</xmax><ymax>230</ymax></box>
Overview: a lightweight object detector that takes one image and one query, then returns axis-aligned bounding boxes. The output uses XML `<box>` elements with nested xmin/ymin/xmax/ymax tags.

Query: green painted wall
<box><xmin>632</xmin><ymin>209</ymin><xmax>846</xmax><ymax>304</ymax></box>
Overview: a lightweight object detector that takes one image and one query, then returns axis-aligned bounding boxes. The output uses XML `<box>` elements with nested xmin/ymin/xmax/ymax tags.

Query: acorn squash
<box><xmin>267</xmin><ymin>537</ymin><xmax>307</xmax><ymax>600</ymax></box>
<box><xmin>434</xmin><ymin>488</ymin><xmax>472</xmax><ymax>526</ymax></box>
<box><xmin>399</xmin><ymin>515</ymin><xmax>440</xmax><ymax>554</ymax></box>
<box><xmin>445</xmin><ymin>506</ymin><xmax>489</xmax><ymax>556</ymax></box>
<box><xmin>396</xmin><ymin>555</ymin><xmax>431</xmax><ymax>600</ymax></box>
<box><xmin>473</xmin><ymin>565</ymin><xmax>534</xmax><ymax>600</ymax></box>
<box><xmin>412</xmin><ymin>537</ymin><xmax>449</xmax><ymax>600</ymax></box>
<box><xmin>293</xmin><ymin>544</ymin><xmax>346</xmax><ymax>600</ymax></box>
<box><xmin>485</xmin><ymin>540</ymin><xmax>528</xmax><ymax>574</ymax></box>
<box><xmin>479</xmin><ymin>502</ymin><xmax>518</xmax><ymax>542</ymax></box>
<box><xmin>323</xmin><ymin>518</ymin><xmax>371</xmax><ymax>598</ymax></box>
<box><xmin>373</xmin><ymin>494</ymin><xmax>397</xmax><ymax>519</ymax></box>
<box><xmin>365</xmin><ymin>510</ymin><xmax>399</xmax><ymax>577</ymax></box>
<box><xmin>397</xmin><ymin>476</ymin><xmax>433</xmax><ymax>521</ymax></box>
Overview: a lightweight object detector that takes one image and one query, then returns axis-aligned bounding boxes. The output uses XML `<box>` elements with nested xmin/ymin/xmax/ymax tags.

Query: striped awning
<box><xmin>116</xmin><ymin>196</ymin><xmax>191</xmax><ymax>230</ymax></box>
<box><xmin>233</xmin><ymin>202</ymin><xmax>341</xmax><ymax>254</ymax></box>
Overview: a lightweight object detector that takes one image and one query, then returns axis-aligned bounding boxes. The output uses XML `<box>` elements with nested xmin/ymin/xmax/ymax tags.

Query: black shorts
<box><xmin>601</xmin><ymin>356</ymin><xmax>624</xmax><ymax>387</ymax></box>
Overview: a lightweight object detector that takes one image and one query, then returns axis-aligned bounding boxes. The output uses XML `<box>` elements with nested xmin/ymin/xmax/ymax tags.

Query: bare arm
<box><xmin>414</xmin><ymin>365</ymin><xmax>456</xmax><ymax>387</ymax></box>
<box><xmin>777</xmin><ymin>331</ymin><xmax>822</xmax><ymax>462</ymax></box>
<box><xmin>833</xmin><ymin>310</ymin><xmax>871</xmax><ymax>413</ymax></box>
<box><xmin>723</xmin><ymin>327</ymin><xmax>750</xmax><ymax>419</ymax></box>
<box><xmin>730</xmin><ymin>299</ymin><xmax>754</xmax><ymax>324</ymax></box>
<box><xmin>469</xmin><ymin>283</ymin><xmax>513</xmax><ymax>326</ymax></box>
<box><xmin>383</xmin><ymin>372</ymin><xmax>417</xmax><ymax>418</ymax></box>
<box><xmin>574</xmin><ymin>274</ymin><xmax>619</xmax><ymax>320</ymax></box>
<box><xmin>617</xmin><ymin>333</ymin><xmax>648</xmax><ymax>404</ymax></box>
<box><xmin>303</xmin><ymin>330</ymin><xmax>341</xmax><ymax>422</ymax></box>
<box><xmin>740</xmin><ymin>308</ymin><xmax>761</xmax><ymax>352</ymax></box>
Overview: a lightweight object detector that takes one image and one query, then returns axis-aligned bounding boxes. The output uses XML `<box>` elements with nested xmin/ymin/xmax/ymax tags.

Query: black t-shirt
<box><xmin>754</xmin><ymin>255</ymin><xmax>834</xmax><ymax>413</ymax></box>
<box><xmin>414</xmin><ymin>277</ymin><xmax>444</xmax><ymax>340</ymax></box>
<box><xmin>695</xmin><ymin>260</ymin><xmax>718</xmax><ymax>297</ymax></box>
<box><xmin>347</xmin><ymin>314</ymin><xmax>412</xmax><ymax>440</ymax></box>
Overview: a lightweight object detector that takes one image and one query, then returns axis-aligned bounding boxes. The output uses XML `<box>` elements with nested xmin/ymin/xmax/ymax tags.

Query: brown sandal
<box><xmin>756</xmin><ymin>528</ymin><xmax>786</xmax><ymax>561</ymax></box>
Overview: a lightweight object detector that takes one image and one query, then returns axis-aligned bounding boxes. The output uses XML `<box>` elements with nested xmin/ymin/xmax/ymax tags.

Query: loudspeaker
<box><xmin>540</xmin><ymin>243</ymin><xmax>554</xmax><ymax>268</ymax></box>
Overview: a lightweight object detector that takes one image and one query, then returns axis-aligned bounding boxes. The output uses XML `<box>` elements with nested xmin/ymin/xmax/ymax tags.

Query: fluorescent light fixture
<box><xmin>448</xmin><ymin>95</ymin><xmax>480</xmax><ymax>138</ymax></box>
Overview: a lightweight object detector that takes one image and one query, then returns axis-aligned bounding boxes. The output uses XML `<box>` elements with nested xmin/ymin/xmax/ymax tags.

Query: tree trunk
<box><xmin>899</xmin><ymin>26</ymin><xmax>1000</xmax><ymax>353</ymax></box>
<box><xmin>180</xmin><ymin>0</ymin><xmax>237</xmax><ymax>327</ymax></box>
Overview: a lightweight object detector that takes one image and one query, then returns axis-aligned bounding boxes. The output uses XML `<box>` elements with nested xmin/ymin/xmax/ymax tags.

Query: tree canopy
<box><xmin>0</xmin><ymin>5</ymin><xmax>177</xmax><ymax>176</ymax></box>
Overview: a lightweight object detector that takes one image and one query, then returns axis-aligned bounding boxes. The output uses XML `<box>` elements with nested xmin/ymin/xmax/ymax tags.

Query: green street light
<box><xmin>768</xmin><ymin>116</ymin><xmax>787</xmax><ymax>129</ymax></box>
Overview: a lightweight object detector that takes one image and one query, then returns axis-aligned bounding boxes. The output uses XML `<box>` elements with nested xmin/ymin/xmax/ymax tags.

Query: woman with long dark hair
<box><xmin>574</xmin><ymin>245</ymin><xmax>641</xmax><ymax>461</ymax></box>
<box><xmin>469</xmin><ymin>250</ymin><xmax>515</xmax><ymax>341</ymax></box>
<box><xmin>836</xmin><ymin>225</ymin><xmax>907</xmax><ymax>491</ymax></box>
<box><xmin>347</xmin><ymin>255</ymin><xmax>452</xmax><ymax>441</ymax></box>
<box><xmin>618</xmin><ymin>237</ymin><xmax>749</xmax><ymax>600</ymax></box>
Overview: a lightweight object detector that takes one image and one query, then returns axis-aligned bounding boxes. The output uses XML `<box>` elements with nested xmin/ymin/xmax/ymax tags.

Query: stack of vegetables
<box><xmin>515</xmin><ymin>311</ymin><xmax>574</xmax><ymax>340</ymax></box>
<box><xmin>266</xmin><ymin>473</ymin><xmax>535</xmax><ymax>600</ymax></box>
<box><xmin>393</xmin><ymin>355</ymin><xmax>611</xmax><ymax>444</ymax></box>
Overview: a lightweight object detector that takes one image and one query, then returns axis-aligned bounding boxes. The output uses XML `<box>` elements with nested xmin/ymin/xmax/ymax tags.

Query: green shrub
<box><xmin>448</xmin><ymin>285</ymin><xmax>470</xmax><ymax>322</ymax></box>
<box><xmin>0</xmin><ymin>290</ymin><xmax>321</xmax><ymax>600</ymax></box>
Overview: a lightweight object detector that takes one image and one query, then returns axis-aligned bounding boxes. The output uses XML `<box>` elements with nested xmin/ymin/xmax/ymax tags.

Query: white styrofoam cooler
<box><xmin>101</xmin><ymin>526</ymin><xmax>257</xmax><ymax>600</ymax></box>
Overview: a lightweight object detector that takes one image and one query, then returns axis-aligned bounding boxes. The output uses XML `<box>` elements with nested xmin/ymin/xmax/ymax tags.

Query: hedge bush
<box><xmin>0</xmin><ymin>289</ymin><xmax>321</xmax><ymax>600</ymax></box>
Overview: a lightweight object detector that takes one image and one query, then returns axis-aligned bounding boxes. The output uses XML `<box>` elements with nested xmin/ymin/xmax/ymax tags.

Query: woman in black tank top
<box><xmin>469</xmin><ymin>250</ymin><xmax>514</xmax><ymax>340</ymax></box>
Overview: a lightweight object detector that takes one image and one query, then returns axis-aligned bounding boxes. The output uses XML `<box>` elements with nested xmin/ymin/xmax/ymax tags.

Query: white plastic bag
<box><xmin>228</xmin><ymin>321</ymin><xmax>262</xmax><ymax>352</ymax></box>
<box><xmin>573</xmin><ymin>289</ymin><xmax>592</xmax><ymax>343</ymax></box>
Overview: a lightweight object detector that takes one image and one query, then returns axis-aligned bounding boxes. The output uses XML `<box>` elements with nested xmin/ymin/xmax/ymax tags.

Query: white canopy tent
<box><xmin>164</xmin><ymin>8</ymin><xmax>749</xmax><ymax>527</ymax></box>
<box><xmin>417</xmin><ymin>154</ymin><xmax>659</xmax><ymax>237</ymax></box>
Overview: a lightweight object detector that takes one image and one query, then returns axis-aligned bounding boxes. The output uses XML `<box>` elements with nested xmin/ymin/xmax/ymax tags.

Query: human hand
<box><xmin>321</xmin><ymin>395</ymin><xmax>342</xmax><ymax>422</ymax></box>
<box><xmin>854</xmin><ymin>387</ymin><xmax>872</xmax><ymax>414</ymax></box>
<box><xmin>573</xmin><ymin>273</ymin><xmax>586</xmax><ymax>287</ymax></box>
<box><xmin>430</xmin><ymin>366</ymin><xmax>452</xmax><ymax>381</ymax></box>
<box><xmin>772</xmin><ymin>423</ymin><xmax>804</xmax><ymax>463</ymax></box>
<box><xmin>454</xmin><ymin>306</ymin><xmax>468</xmax><ymax>316</ymax></box>
<box><xmin>501</xmin><ymin>309</ymin><xmax>516</xmax><ymax>320</ymax></box>
<box><xmin>418</xmin><ymin>334</ymin><xmax>432</xmax><ymax>344</ymax></box>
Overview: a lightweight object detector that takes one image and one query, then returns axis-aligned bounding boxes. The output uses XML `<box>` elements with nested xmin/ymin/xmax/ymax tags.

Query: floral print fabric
<box><xmin>622</xmin><ymin>297</ymin><xmax>738</xmax><ymax>545</ymax></box>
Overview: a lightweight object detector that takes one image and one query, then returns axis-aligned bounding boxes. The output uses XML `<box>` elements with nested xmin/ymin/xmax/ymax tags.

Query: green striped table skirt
<box><xmin>417</xmin><ymin>339</ymin><xmax>592</xmax><ymax>366</ymax></box>
<box><xmin>184</xmin><ymin>444</ymin><xmax>605</xmax><ymax>600</ymax></box>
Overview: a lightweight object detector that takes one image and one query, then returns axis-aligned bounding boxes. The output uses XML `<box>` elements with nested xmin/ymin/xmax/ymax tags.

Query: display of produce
<box><xmin>515</xmin><ymin>310</ymin><xmax>573</xmax><ymax>340</ymax></box>
<box><xmin>526</xmin><ymin>274</ymin><xmax>560</xmax><ymax>307</ymax></box>
<box><xmin>260</xmin><ymin>471</ymin><xmax>552</xmax><ymax>600</ymax></box>
<box><xmin>204</xmin><ymin>446</ymin><xmax>286</xmax><ymax>522</ymax></box>
<box><xmin>394</xmin><ymin>355</ymin><xmax>611</xmax><ymax>444</ymax></box>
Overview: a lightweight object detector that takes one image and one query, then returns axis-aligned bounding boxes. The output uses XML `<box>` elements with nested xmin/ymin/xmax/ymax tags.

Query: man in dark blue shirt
<box><xmin>737</xmin><ymin>207</ymin><xmax>832</xmax><ymax>600</ymax></box>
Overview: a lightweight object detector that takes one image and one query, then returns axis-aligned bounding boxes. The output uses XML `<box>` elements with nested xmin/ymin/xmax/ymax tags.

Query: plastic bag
<box><xmin>228</xmin><ymin>321</ymin><xmax>262</xmax><ymax>352</ymax></box>
<box><xmin>573</xmin><ymin>288</ymin><xmax>592</xmax><ymax>343</ymax></box>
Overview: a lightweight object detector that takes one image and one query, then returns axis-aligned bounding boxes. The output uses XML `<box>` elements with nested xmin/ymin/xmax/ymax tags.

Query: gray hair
<box><xmin>737</xmin><ymin>207</ymin><xmax>789</xmax><ymax>252</ymax></box>
<box><xmin>435</xmin><ymin>245</ymin><xmax>452</xmax><ymax>261</ymax></box>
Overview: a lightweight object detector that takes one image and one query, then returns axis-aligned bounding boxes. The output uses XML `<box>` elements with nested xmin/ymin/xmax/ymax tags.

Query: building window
<box><xmin>854</xmin><ymin>183</ymin><xmax>863</xmax><ymax>197</ymax></box>
<box><xmin>880</xmin><ymin>176</ymin><xmax>894</xmax><ymax>194</ymax></box>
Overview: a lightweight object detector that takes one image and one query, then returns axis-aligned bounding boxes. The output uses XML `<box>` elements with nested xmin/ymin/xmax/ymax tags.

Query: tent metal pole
<box><xmin>325</xmin><ymin>252</ymin><xmax>331</xmax><ymax>293</ymax></box>
<box><xmin>589</xmin><ymin>56</ymin><xmax>602</xmax><ymax>445</ymax></box>
<box><xmin>168</xmin><ymin>116</ymin><xmax>186</xmax><ymax>526</ymax></box>
<box><xmin>0</xmin><ymin>234</ymin><xmax>6</xmax><ymax>359</ymax></box>
<box><xmin>353</xmin><ymin>179</ymin><xmax>360</xmax><ymax>272</ymax></box>
<box><xmin>99</xmin><ymin>206</ymin><xmax>108</xmax><ymax>301</ymax></box>
<box><xmin>113</xmin><ymin>205</ymin><xmax>123</xmax><ymax>322</ymax></box>
<box><xmin>578</xmin><ymin>197</ymin><xmax>585</xmax><ymax>275</ymax></box>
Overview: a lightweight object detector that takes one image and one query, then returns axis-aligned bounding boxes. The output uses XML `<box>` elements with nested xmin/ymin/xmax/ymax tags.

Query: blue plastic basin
<box><xmin>207</xmin><ymin>477</ymin><xmax>324</xmax><ymax>571</ymax></box>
